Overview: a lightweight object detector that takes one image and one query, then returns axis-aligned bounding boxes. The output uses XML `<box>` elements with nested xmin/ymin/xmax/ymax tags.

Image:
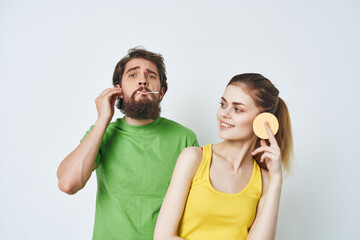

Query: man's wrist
<box><xmin>95</xmin><ymin>117</ymin><xmax>111</xmax><ymax>128</ymax></box>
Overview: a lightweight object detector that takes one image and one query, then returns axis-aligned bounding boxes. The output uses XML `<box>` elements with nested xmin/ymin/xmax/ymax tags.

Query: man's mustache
<box><xmin>131</xmin><ymin>87</ymin><xmax>155</xmax><ymax>99</ymax></box>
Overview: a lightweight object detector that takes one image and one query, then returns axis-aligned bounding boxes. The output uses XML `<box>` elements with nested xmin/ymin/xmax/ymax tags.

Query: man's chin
<box><xmin>121</xmin><ymin>96</ymin><xmax>161</xmax><ymax>120</ymax></box>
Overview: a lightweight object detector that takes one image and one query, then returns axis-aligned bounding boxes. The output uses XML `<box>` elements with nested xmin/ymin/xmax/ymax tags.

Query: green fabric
<box><xmin>82</xmin><ymin>117</ymin><xmax>199</xmax><ymax>240</ymax></box>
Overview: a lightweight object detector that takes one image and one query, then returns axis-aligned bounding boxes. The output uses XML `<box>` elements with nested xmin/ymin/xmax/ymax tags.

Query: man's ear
<box><xmin>115</xmin><ymin>84</ymin><xmax>123</xmax><ymax>98</ymax></box>
<box><xmin>159</xmin><ymin>87</ymin><xmax>165</xmax><ymax>100</ymax></box>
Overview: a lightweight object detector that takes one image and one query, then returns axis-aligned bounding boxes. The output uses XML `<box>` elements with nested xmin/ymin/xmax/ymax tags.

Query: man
<box><xmin>57</xmin><ymin>48</ymin><xmax>199</xmax><ymax>239</ymax></box>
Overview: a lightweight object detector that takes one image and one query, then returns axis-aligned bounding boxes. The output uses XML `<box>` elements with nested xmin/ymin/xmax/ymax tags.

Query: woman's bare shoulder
<box><xmin>177</xmin><ymin>147</ymin><xmax>203</xmax><ymax>170</ymax></box>
<box><xmin>181</xmin><ymin>146</ymin><xmax>203</xmax><ymax>155</ymax></box>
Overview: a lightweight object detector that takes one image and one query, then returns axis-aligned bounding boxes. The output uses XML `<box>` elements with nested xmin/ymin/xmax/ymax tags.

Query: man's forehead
<box><xmin>124</xmin><ymin>58</ymin><xmax>158</xmax><ymax>73</ymax></box>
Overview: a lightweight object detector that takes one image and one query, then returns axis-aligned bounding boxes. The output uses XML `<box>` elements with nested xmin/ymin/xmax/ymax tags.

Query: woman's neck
<box><xmin>213</xmin><ymin>138</ymin><xmax>257</xmax><ymax>173</ymax></box>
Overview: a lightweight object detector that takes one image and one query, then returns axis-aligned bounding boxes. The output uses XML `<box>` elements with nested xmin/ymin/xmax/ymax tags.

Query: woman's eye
<box><xmin>148</xmin><ymin>75</ymin><xmax>156</xmax><ymax>79</ymax></box>
<box><xmin>235</xmin><ymin>108</ymin><xmax>242</xmax><ymax>112</ymax></box>
<box><xmin>129</xmin><ymin>74</ymin><xmax>136</xmax><ymax>77</ymax></box>
<box><xmin>219</xmin><ymin>102</ymin><xmax>226</xmax><ymax>108</ymax></box>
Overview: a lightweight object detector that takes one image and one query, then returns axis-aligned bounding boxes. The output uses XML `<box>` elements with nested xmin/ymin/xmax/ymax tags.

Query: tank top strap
<box><xmin>192</xmin><ymin>144</ymin><xmax>212</xmax><ymax>184</ymax></box>
<box><xmin>248</xmin><ymin>159</ymin><xmax>262</xmax><ymax>197</ymax></box>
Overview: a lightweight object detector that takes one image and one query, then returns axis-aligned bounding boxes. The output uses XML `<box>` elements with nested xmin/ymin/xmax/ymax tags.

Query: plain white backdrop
<box><xmin>1</xmin><ymin>0</ymin><xmax>359</xmax><ymax>239</ymax></box>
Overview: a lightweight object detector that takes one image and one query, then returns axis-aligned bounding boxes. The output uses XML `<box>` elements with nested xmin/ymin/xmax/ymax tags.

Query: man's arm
<box><xmin>57</xmin><ymin>87</ymin><xmax>122</xmax><ymax>195</ymax></box>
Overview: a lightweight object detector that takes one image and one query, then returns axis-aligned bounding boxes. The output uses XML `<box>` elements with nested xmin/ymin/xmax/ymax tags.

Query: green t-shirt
<box><xmin>83</xmin><ymin>117</ymin><xmax>199</xmax><ymax>240</ymax></box>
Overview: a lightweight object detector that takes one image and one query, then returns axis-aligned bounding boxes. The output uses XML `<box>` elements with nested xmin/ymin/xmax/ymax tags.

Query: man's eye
<box><xmin>148</xmin><ymin>75</ymin><xmax>156</xmax><ymax>79</ymax></box>
<box><xmin>129</xmin><ymin>74</ymin><xmax>136</xmax><ymax>77</ymax></box>
<box><xmin>219</xmin><ymin>102</ymin><xmax>226</xmax><ymax>108</ymax></box>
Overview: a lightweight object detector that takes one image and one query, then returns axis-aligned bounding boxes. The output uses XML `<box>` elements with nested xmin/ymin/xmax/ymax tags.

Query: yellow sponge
<box><xmin>253</xmin><ymin>112</ymin><xmax>279</xmax><ymax>139</ymax></box>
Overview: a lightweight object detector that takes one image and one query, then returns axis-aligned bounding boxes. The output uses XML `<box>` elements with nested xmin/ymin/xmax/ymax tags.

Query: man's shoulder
<box><xmin>159</xmin><ymin>117</ymin><xmax>184</xmax><ymax>127</ymax></box>
<box><xmin>159</xmin><ymin>117</ymin><xmax>195</xmax><ymax>134</ymax></box>
<box><xmin>107</xmin><ymin>118</ymin><xmax>121</xmax><ymax>128</ymax></box>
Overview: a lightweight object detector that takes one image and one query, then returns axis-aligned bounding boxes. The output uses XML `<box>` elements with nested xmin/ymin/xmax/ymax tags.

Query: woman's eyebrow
<box><xmin>222</xmin><ymin>97</ymin><xmax>247</xmax><ymax>107</ymax></box>
<box><xmin>233</xmin><ymin>102</ymin><xmax>247</xmax><ymax>107</ymax></box>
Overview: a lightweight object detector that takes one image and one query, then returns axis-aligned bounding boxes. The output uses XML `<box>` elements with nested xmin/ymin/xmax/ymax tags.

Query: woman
<box><xmin>154</xmin><ymin>73</ymin><xmax>293</xmax><ymax>240</ymax></box>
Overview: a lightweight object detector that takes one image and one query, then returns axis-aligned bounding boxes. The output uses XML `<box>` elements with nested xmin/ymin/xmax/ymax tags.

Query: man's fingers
<box><xmin>96</xmin><ymin>88</ymin><xmax>122</xmax><ymax>109</ymax></box>
<box><xmin>107</xmin><ymin>90</ymin><xmax>122</xmax><ymax>101</ymax></box>
<box><xmin>99</xmin><ymin>87</ymin><xmax>122</xmax><ymax>98</ymax></box>
<box><xmin>98</xmin><ymin>88</ymin><xmax>114</xmax><ymax>97</ymax></box>
<box><xmin>110</xmin><ymin>95</ymin><xmax>118</xmax><ymax>106</ymax></box>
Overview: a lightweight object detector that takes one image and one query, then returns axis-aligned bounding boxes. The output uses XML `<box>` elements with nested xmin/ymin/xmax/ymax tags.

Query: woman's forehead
<box><xmin>223</xmin><ymin>85</ymin><xmax>254</xmax><ymax>104</ymax></box>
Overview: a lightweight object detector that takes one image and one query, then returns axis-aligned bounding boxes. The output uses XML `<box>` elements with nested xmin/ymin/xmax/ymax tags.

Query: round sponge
<box><xmin>253</xmin><ymin>112</ymin><xmax>279</xmax><ymax>139</ymax></box>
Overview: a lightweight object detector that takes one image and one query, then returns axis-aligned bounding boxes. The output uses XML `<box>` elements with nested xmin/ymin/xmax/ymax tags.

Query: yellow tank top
<box><xmin>178</xmin><ymin>144</ymin><xmax>262</xmax><ymax>240</ymax></box>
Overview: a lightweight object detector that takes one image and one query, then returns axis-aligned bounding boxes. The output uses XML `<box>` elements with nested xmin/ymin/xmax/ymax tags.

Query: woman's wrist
<box><xmin>269</xmin><ymin>174</ymin><xmax>283</xmax><ymax>185</ymax></box>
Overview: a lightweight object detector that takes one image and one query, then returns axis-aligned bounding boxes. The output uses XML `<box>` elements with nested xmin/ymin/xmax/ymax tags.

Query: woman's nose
<box><xmin>221</xmin><ymin>108</ymin><xmax>231</xmax><ymax>119</ymax></box>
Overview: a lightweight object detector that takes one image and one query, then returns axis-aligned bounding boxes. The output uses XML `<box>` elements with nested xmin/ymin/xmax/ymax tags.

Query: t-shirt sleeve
<box><xmin>80</xmin><ymin>126</ymin><xmax>102</xmax><ymax>167</ymax></box>
<box><xmin>187</xmin><ymin>131</ymin><xmax>200</xmax><ymax>147</ymax></box>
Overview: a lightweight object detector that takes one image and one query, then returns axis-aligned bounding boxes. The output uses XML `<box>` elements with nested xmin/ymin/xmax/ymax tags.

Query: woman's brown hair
<box><xmin>228</xmin><ymin>73</ymin><xmax>293</xmax><ymax>173</ymax></box>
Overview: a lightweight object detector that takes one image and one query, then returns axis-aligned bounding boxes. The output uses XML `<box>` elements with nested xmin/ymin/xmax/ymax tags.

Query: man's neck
<box><xmin>124</xmin><ymin>115</ymin><xmax>156</xmax><ymax>126</ymax></box>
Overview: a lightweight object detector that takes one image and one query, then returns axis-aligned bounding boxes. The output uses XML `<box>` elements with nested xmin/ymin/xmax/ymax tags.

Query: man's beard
<box><xmin>120</xmin><ymin>87</ymin><xmax>161</xmax><ymax>120</ymax></box>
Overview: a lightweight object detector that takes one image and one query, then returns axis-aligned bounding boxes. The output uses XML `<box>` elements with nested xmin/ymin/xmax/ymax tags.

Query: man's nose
<box><xmin>138</xmin><ymin>75</ymin><xmax>148</xmax><ymax>87</ymax></box>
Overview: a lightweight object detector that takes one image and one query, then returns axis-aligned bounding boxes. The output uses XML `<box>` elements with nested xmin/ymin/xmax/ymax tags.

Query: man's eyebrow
<box><xmin>146</xmin><ymin>69</ymin><xmax>158</xmax><ymax>76</ymax></box>
<box><xmin>221</xmin><ymin>97</ymin><xmax>247</xmax><ymax>107</ymax></box>
<box><xmin>125</xmin><ymin>66</ymin><xmax>140</xmax><ymax>74</ymax></box>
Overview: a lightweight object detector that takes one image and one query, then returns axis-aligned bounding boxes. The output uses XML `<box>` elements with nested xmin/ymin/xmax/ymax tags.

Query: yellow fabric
<box><xmin>178</xmin><ymin>144</ymin><xmax>262</xmax><ymax>240</ymax></box>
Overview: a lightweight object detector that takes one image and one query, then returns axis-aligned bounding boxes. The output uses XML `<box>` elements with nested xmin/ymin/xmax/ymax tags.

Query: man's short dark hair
<box><xmin>112</xmin><ymin>47</ymin><xmax>168</xmax><ymax>110</ymax></box>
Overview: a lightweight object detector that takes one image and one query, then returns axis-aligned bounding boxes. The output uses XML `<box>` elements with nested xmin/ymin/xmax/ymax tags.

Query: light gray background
<box><xmin>1</xmin><ymin>0</ymin><xmax>359</xmax><ymax>239</ymax></box>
